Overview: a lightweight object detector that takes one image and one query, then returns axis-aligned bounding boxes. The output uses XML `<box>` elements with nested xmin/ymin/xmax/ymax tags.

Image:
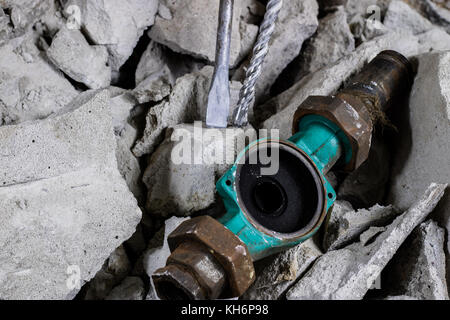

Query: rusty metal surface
<box><xmin>167</xmin><ymin>241</ymin><xmax>226</xmax><ymax>299</ymax></box>
<box><xmin>292</xmin><ymin>50</ymin><xmax>413</xmax><ymax>172</ymax></box>
<box><xmin>153</xmin><ymin>264</ymin><xmax>207</xmax><ymax>300</ymax></box>
<box><xmin>168</xmin><ymin>216</ymin><xmax>255</xmax><ymax>297</ymax></box>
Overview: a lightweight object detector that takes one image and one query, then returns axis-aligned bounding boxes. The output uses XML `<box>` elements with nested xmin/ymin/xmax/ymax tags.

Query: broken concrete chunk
<box><xmin>384</xmin><ymin>1</ymin><xmax>434</xmax><ymax>35</ymax></box>
<box><xmin>293</xmin><ymin>7</ymin><xmax>355</xmax><ymax>83</ymax></box>
<box><xmin>286</xmin><ymin>183</ymin><xmax>447</xmax><ymax>300</ymax></box>
<box><xmin>84</xmin><ymin>245</ymin><xmax>132</xmax><ymax>300</ymax></box>
<box><xmin>234</xmin><ymin>0</ymin><xmax>319</xmax><ymax>105</ymax></box>
<box><xmin>382</xmin><ymin>220</ymin><xmax>449</xmax><ymax>300</ymax></box>
<box><xmin>0</xmin><ymin>90</ymin><xmax>141</xmax><ymax>300</ymax></box>
<box><xmin>143</xmin><ymin>217</ymin><xmax>190</xmax><ymax>300</ymax></box>
<box><xmin>324</xmin><ymin>203</ymin><xmax>398</xmax><ymax>251</ymax></box>
<box><xmin>132</xmin><ymin>75</ymin><xmax>172</xmax><ymax>104</ymax></box>
<box><xmin>143</xmin><ymin>123</ymin><xmax>255</xmax><ymax>217</ymax></box>
<box><xmin>338</xmin><ymin>137</ymin><xmax>391</xmax><ymax>209</ymax></box>
<box><xmin>63</xmin><ymin>0</ymin><xmax>159</xmax><ymax>71</ymax></box>
<box><xmin>135</xmin><ymin>40</ymin><xmax>171</xmax><ymax>86</ymax></box>
<box><xmin>105</xmin><ymin>277</ymin><xmax>146</xmax><ymax>300</ymax></box>
<box><xmin>47</xmin><ymin>27</ymin><xmax>111</xmax><ymax>89</ymax></box>
<box><xmin>407</xmin><ymin>0</ymin><xmax>450</xmax><ymax>34</ymax></box>
<box><xmin>149</xmin><ymin>0</ymin><xmax>242</xmax><ymax>67</ymax></box>
<box><xmin>261</xmin><ymin>31</ymin><xmax>450</xmax><ymax>138</ymax></box>
<box><xmin>132</xmin><ymin>66</ymin><xmax>242</xmax><ymax>157</ymax></box>
<box><xmin>387</xmin><ymin>52</ymin><xmax>450</xmax><ymax>288</ymax></box>
<box><xmin>0</xmin><ymin>42</ymin><xmax>77</xmax><ymax>126</ymax></box>
<box><xmin>243</xmin><ymin>239</ymin><xmax>322</xmax><ymax>300</ymax></box>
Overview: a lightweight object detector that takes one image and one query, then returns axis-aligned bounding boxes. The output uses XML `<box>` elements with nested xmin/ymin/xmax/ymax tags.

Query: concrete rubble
<box><xmin>143</xmin><ymin>123</ymin><xmax>255</xmax><ymax>217</ymax></box>
<box><xmin>47</xmin><ymin>27</ymin><xmax>111</xmax><ymax>89</ymax></box>
<box><xmin>0</xmin><ymin>0</ymin><xmax>449</xmax><ymax>301</ymax></box>
<box><xmin>243</xmin><ymin>239</ymin><xmax>323</xmax><ymax>300</ymax></box>
<box><xmin>0</xmin><ymin>90</ymin><xmax>141</xmax><ymax>299</ymax></box>
<box><xmin>286</xmin><ymin>183</ymin><xmax>447</xmax><ymax>300</ymax></box>
<box><xmin>105</xmin><ymin>276</ymin><xmax>146</xmax><ymax>300</ymax></box>
<box><xmin>388</xmin><ymin>51</ymin><xmax>450</xmax><ymax>290</ymax></box>
<box><xmin>323</xmin><ymin>201</ymin><xmax>398</xmax><ymax>251</ymax></box>
<box><xmin>381</xmin><ymin>220</ymin><xmax>449</xmax><ymax>300</ymax></box>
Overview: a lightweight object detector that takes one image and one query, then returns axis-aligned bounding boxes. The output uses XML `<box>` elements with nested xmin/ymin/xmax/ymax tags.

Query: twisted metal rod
<box><xmin>232</xmin><ymin>0</ymin><xmax>283</xmax><ymax>127</ymax></box>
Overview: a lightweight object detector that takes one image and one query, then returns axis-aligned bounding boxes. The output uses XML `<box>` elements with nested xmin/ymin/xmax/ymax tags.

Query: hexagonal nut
<box><xmin>292</xmin><ymin>95</ymin><xmax>373</xmax><ymax>172</ymax></box>
<box><xmin>168</xmin><ymin>216</ymin><xmax>255</xmax><ymax>297</ymax></box>
<box><xmin>153</xmin><ymin>264</ymin><xmax>206</xmax><ymax>300</ymax></box>
<box><xmin>167</xmin><ymin>241</ymin><xmax>226</xmax><ymax>299</ymax></box>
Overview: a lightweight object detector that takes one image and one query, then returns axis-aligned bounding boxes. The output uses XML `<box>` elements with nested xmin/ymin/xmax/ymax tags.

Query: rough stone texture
<box><xmin>262</xmin><ymin>30</ymin><xmax>450</xmax><ymax>138</ymax></box>
<box><xmin>105</xmin><ymin>276</ymin><xmax>146</xmax><ymax>300</ymax></box>
<box><xmin>384</xmin><ymin>1</ymin><xmax>434</xmax><ymax>34</ymax></box>
<box><xmin>84</xmin><ymin>245</ymin><xmax>131</xmax><ymax>300</ymax></box>
<box><xmin>0</xmin><ymin>90</ymin><xmax>142</xmax><ymax>300</ymax></box>
<box><xmin>143</xmin><ymin>217</ymin><xmax>190</xmax><ymax>300</ymax></box>
<box><xmin>387</xmin><ymin>52</ymin><xmax>450</xmax><ymax>288</ymax></box>
<box><xmin>286</xmin><ymin>183</ymin><xmax>447</xmax><ymax>300</ymax></box>
<box><xmin>0</xmin><ymin>41</ymin><xmax>77</xmax><ymax>126</ymax></box>
<box><xmin>149</xmin><ymin>0</ymin><xmax>242</xmax><ymax>67</ymax></box>
<box><xmin>243</xmin><ymin>239</ymin><xmax>322</xmax><ymax>300</ymax></box>
<box><xmin>406</xmin><ymin>0</ymin><xmax>450</xmax><ymax>34</ymax></box>
<box><xmin>382</xmin><ymin>220</ymin><xmax>449</xmax><ymax>300</ymax></box>
<box><xmin>143</xmin><ymin>123</ymin><xmax>255</xmax><ymax>217</ymax></box>
<box><xmin>47</xmin><ymin>27</ymin><xmax>111</xmax><ymax>89</ymax></box>
<box><xmin>234</xmin><ymin>0</ymin><xmax>319</xmax><ymax>105</ymax></box>
<box><xmin>62</xmin><ymin>0</ymin><xmax>159</xmax><ymax>72</ymax></box>
<box><xmin>324</xmin><ymin>202</ymin><xmax>398</xmax><ymax>251</ymax></box>
<box><xmin>293</xmin><ymin>7</ymin><xmax>355</xmax><ymax>83</ymax></box>
<box><xmin>338</xmin><ymin>137</ymin><xmax>391</xmax><ymax>209</ymax></box>
<box><xmin>133</xmin><ymin>66</ymin><xmax>242</xmax><ymax>157</ymax></box>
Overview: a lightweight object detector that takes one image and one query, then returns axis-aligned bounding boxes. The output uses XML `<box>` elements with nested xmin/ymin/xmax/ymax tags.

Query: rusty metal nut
<box><xmin>292</xmin><ymin>95</ymin><xmax>373</xmax><ymax>172</ymax></box>
<box><xmin>153</xmin><ymin>264</ymin><xmax>206</xmax><ymax>300</ymax></box>
<box><xmin>166</xmin><ymin>241</ymin><xmax>226</xmax><ymax>300</ymax></box>
<box><xmin>168</xmin><ymin>215</ymin><xmax>255</xmax><ymax>297</ymax></box>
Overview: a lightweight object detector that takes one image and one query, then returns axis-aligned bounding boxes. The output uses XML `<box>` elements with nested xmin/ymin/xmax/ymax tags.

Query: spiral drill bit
<box><xmin>232</xmin><ymin>0</ymin><xmax>283</xmax><ymax>127</ymax></box>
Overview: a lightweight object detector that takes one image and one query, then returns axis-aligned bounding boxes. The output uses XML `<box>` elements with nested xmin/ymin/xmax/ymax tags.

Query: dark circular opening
<box><xmin>236</xmin><ymin>142</ymin><xmax>324</xmax><ymax>235</ymax></box>
<box><xmin>226</xmin><ymin>180</ymin><xmax>232</xmax><ymax>186</ymax></box>
<box><xmin>156</xmin><ymin>280</ymin><xmax>191</xmax><ymax>300</ymax></box>
<box><xmin>253</xmin><ymin>179</ymin><xmax>287</xmax><ymax>216</ymax></box>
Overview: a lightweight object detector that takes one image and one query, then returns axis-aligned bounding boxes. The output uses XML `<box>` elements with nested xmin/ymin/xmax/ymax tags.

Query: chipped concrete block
<box><xmin>338</xmin><ymin>137</ymin><xmax>391</xmax><ymax>209</ymax></box>
<box><xmin>261</xmin><ymin>31</ymin><xmax>450</xmax><ymax>138</ymax></box>
<box><xmin>132</xmin><ymin>66</ymin><xmax>242</xmax><ymax>157</ymax></box>
<box><xmin>384</xmin><ymin>1</ymin><xmax>434</xmax><ymax>34</ymax></box>
<box><xmin>382</xmin><ymin>220</ymin><xmax>449</xmax><ymax>300</ymax></box>
<box><xmin>294</xmin><ymin>7</ymin><xmax>355</xmax><ymax>83</ymax></box>
<box><xmin>132</xmin><ymin>75</ymin><xmax>172</xmax><ymax>104</ymax></box>
<box><xmin>143</xmin><ymin>123</ymin><xmax>255</xmax><ymax>217</ymax></box>
<box><xmin>387</xmin><ymin>52</ymin><xmax>450</xmax><ymax>287</ymax></box>
<box><xmin>143</xmin><ymin>217</ymin><xmax>190</xmax><ymax>300</ymax></box>
<box><xmin>243</xmin><ymin>239</ymin><xmax>322</xmax><ymax>300</ymax></box>
<box><xmin>47</xmin><ymin>27</ymin><xmax>111</xmax><ymax>89</ymax></box>
<box><xmin>135</xmin><ymin>40</ymin><xmax>171</xmax><ymax>86</ymax></box>
<box><xmin>84</xmin><ymin>245</ymin><xmax>131</xmax><ymax>300</ymax></box>
<box><xmin>324</xmin><ymin>203</ymin><xmax>398</xmax><ymax>251</ymax></box>
<box><xmin>234</xmin><ymin>0</ymin><xmax>319</xmax><ymax>104</ymax></box>
<box><xmin>63</xmin><ymin>0</ymin><xmax>159</xmax><ymax>71</ymax></box>
<box><xmin>149</xmin><ymin>0</ymin><xmax>242</xmax><ymax>67</ymax></box>
<box><xmin>105</xmin><ymin>277</ymin><xmax>146</xmax><ymax>300</ymax></box>
<box><xmin>0</xmin><ymin>90</ymin><xmax>142</xmax><ymax>300</ymax></box>
<box><xmin>286</xmin><ymin>183</ymin><xmax>447</xmax><ymax>300</ymax></box>
<box><xmin>0</xmin><ymin>42</ymin><xmax>77</xmax><ymax>126</ymax></box>
<box><xmin>406</xmin><ymin>0</ymin><xmax>450</xmax><ymax>34</ymax></box>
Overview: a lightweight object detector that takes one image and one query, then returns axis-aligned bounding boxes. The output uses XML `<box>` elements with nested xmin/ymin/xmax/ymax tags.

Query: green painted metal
<box><xmin>216</xmin><ymin>115</ymin><xmax>352</xmax><ymax>260</ymax></box>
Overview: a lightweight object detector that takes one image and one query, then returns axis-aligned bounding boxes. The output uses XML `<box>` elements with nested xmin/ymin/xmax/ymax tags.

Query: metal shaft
<box><xmin>232</xmin><ymin>0</ymin><xmax>283</xmax><ymax>127</ymax></box>
<box><xmin>206</xmin><ymin>0</ymin><xmax>234</xmax><ymax>128</ymax></box>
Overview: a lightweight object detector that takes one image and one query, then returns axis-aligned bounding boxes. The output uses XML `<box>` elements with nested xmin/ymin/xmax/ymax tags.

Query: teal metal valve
<box><xmin>216</xmin><ymin>115</ymin><xmax>352</xmax><ymax>260</ymax></box>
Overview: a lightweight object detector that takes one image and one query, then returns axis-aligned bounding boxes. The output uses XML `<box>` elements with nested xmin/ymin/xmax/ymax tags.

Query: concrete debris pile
<box><xmin>0</xmin><ymin>0</ymin><xmax>449</xmax><ymax>300</ymax></box>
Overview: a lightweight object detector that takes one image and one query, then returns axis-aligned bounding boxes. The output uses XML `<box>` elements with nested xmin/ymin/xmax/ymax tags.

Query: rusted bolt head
<box><xmin>167</xmin><ymin>241</ymin><xmax>226</xmax><ymax>300</ymax></box>
<box><xmin>168</xmin><ymin>216</ymin><xmax>255</xmax><ymax>297</ymax></box>
<box><xmin>292</xmin><ymin>95</ymin><xmax>372</xmax><ymax>172</ymax></box>
<box><xmin>152</xmin><ymin>264</ymin><xmax>206</xmax><ymax>300</ymax></box>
